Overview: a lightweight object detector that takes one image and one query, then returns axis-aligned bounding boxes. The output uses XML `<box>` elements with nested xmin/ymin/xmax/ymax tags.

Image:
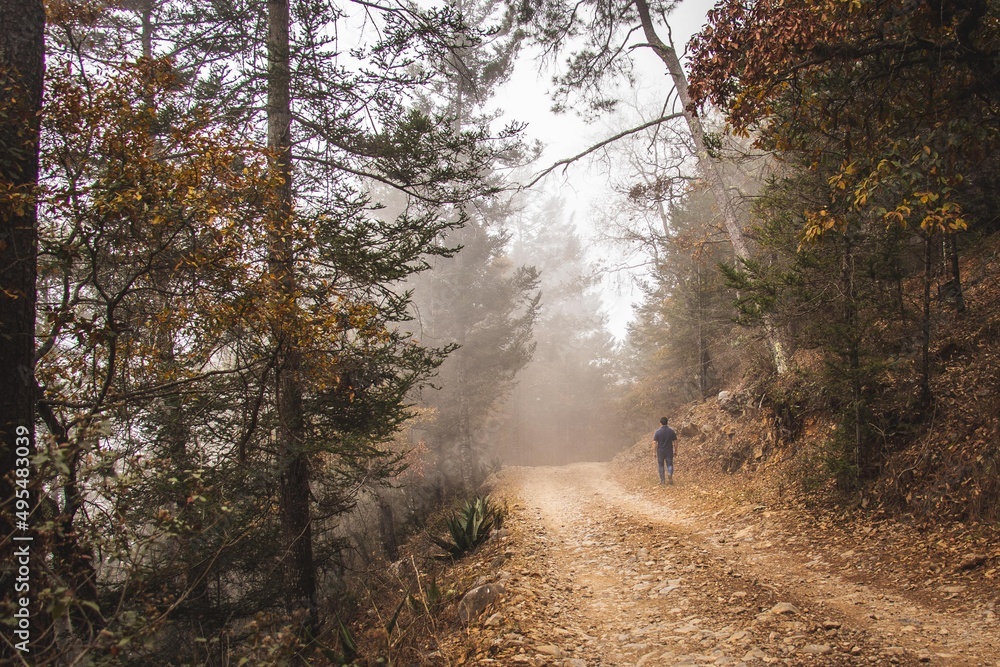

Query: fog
<box><xmin>400</xmin><ymin>174</ymin><xmax>652</xmax><ymax>474</ymax></box>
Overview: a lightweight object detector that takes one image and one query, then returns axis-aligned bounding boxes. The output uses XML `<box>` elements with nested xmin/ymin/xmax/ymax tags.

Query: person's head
<box><xmin>659</xmin><ymin>417</ymin><xmax>669</xmax><ymax>426</ymax></box>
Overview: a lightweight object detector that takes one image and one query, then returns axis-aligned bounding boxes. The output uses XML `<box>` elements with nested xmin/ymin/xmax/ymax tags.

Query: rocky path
<box><xmin>475</xmin><ymin>463</ymin><xmax>1000</xmax><ymax>667</ymax></box>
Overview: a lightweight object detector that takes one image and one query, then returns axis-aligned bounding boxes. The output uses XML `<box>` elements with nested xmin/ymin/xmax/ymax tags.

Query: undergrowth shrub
<box><xmin>429</xmin><ymin>495</ymin><xmax>505</xmax><ymax>559</ymax></box>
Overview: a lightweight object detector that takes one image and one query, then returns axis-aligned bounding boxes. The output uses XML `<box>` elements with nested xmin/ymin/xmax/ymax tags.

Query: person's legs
<box><xmin>665</xmin><ymin>455</ymin><xmax>674</xmax><ymax>484</ymax></box>
<box><xmin>656</xmin><ymin>449</ymin><xmax>666</xmax><ymax>484</ymax></box>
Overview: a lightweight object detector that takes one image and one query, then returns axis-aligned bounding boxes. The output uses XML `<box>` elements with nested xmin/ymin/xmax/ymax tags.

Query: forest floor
<box><xmin>427</xmin><ymin>458</ymin><xmax>1000</xmax><ymax>667</ymax></box>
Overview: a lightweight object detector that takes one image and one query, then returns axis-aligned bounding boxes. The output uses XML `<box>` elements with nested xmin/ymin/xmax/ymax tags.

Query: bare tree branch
<box><xmin>520</xmin><ymin>112</ymin><xmax>685</xmax><ymax>189</ymax></box>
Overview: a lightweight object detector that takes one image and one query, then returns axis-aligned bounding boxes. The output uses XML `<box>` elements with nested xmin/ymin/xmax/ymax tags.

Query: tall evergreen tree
<box><xmin>405</xmin><ymin>0</ymin><xmax>539</xmax><ymax>492</ymax></box>
<box><xmin>618</xmin><ymin>188</ymin><xmax>739</xmax><ymax>436</ymax></box>
<box><xmin>504</xmin><ymin>196</ymin><xmax>621</xmax><ymax>464</ymax></box>
<box><xmin>415</xmin><ymin>215</ymin><xmax>540</xmax><ymax>491</ymax></box>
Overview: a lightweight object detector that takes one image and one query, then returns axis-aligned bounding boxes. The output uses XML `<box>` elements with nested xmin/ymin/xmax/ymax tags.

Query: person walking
<box><xmin>652</xmin><ymin>417</ymin><xmax>677</xmax><ymax>485</ymax></box>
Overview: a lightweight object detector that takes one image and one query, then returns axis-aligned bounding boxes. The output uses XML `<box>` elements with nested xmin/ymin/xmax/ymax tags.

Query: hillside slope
<box><xmin>630</xmin><ymin>231</ymin><xmax>1000</xmax><ymax>524</ymax></box>
<box><xmin>610</xmin><ymin>393</ymin><xmax>1000</xmax><ymax>641</ymax></box>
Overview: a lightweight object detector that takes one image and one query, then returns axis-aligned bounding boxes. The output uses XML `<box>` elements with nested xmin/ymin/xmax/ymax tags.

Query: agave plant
<box><xmin>429</xmin><ymin>495</ymin><xmax>505</xmax><ymax>558</ymax></box>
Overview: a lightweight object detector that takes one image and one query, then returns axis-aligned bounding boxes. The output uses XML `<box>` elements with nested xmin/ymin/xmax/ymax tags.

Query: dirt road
<box><xmin>473</xmin><ymin>463</ymin><xmax>999</xmax><ymax>667</ymax></box>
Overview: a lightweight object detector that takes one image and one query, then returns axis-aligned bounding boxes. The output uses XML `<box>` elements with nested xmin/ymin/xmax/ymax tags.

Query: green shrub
<box><xmin>429</xmin><ymin>495</ymin><xmax>504</xmax><ymax>558</ymax></box>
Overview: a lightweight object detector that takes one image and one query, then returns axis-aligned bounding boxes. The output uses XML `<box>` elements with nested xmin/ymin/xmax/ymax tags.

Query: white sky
<box><xmin>493</xmin><ymin>0</ymin><xmax>717</xmax><ymax>339</ymax></box>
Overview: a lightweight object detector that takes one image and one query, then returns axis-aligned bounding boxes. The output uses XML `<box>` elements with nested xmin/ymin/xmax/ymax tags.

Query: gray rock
<box><xmin>680</xmin><ymin>423</ymin><xmax>700</xmax><ymax>437</ymax></box>
<box><xmin>458</xmin><ymin>582</ymin><xmax>506</xmax><ymax>624</ymax></box>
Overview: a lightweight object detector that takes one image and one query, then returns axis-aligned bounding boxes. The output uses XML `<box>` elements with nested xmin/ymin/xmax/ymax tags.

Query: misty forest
<box><xmin>2</xmin><ymin>0</ymin><xmax>999</xmax><ymax>664</ymax></box>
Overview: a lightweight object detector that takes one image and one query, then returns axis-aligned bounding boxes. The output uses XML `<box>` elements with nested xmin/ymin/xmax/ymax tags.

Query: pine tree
<box><xmin>415</xmin><ymin>216</ymin><xmax>540</xmax><ymax>491</ymax></box>
<box><xmin>504</xmin><ymin>196</ymin><xmax>621</xmax><ymax>464</ymax></box>
<box><xmin>404</xmin><ymin>0</ymin><xmax>539</xmax><ymax>493</ymax></box>
<box><xmin>618</xmin><ymin>188</ymin><xmax>739</xmax><ymax>436</ymax></box>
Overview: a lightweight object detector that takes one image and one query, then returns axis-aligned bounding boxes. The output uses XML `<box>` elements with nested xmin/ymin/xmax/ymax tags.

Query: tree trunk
<box><xmin>696</xmin><ymin>264</ymin><xmax>712</xmax><ymax>398</ymax></box>
<box><xmin>1</xmin><ymin>1</ymin><xmax>45</xmax><ymax>660</ymax></box>
<box><xmin>158</xmin><ymin>336</ymin><xmax>212</xmax><ymax>613</ymax></box>
<box><xmin>267</xmin><ymin>0</ymin><xmax>317</xmax><ymax>638</ymax></box>
<box><xmin>634</xmin><ymin>0</ymin><xmax>788</xmax><ymax>374</ymax></box>
<box><xmin>140</xmin><ymin>0</ymin><xmax>154</xmax><ymax>60</ymax></box>
<box><xmin>377</xmin><ymin>496</ymin><xmax>399</xmax><ymax>561</ymax></box>
<box><xmin>457</xmin><ymin>348</ymin><xmax>473</xmax><ymax>491</ymax></box>
<box><xmin>34</xmin><ymin>401</ymin><xmax>104</xmax><ymax>639</ymax></box>
<box><xmin>919</xmin><ymin>232</ymin><xmax>933</xmax><ymax>409</ymax></box>
<box><xmin>945</xmin><ymin>232</ymin><xmax>965</xmax><ymax>313</ymax></box>
<box><xmin>841</xmin><ymin>233</ymin><xmax>863</xmax><ymax>479</ymax></box>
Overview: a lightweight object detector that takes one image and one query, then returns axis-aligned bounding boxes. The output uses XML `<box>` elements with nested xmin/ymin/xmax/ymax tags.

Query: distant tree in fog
<box><xmin>618</xmin><ymin>188</ymin><xmax>742</xmax><ymax>437</ymax></box>
<box><xmin>404</xmin><ymin>0</ymin><xmax>542</xmax><ymax>492</ymax></box>
<box><xmin>503</xmin><ymin>197</ymin><xmax>621</xmax><ymax>464</ymax></box>
<box><xmin>413</xmin><ymin>212</ymin><xmax>541</xmax><ymax>490</ymax></box>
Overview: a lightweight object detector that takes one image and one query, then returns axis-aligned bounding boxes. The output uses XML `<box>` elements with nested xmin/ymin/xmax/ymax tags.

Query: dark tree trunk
<box><xmin>696</xmin><ymin>264</ymin><xmax>712</xmax><ymax>398</ymax></box>
<box><xmin>920</xmin><ymin>233</ymin><xmax>934</xmax><ymax>409</ymax></box>
<box><xmin>158</xmin><ymin>339</ymin><xmax>212</xmax><ymax>614</ymax></box>
<box><xmin>36</xmin><ymin>401</ymin><xmax>103</xmax><ymax>636</ymax></box>
<box><xmin>267</xmin><ymin>0</ymin><xmax>318</xmax><ymax>641</ymax></box>
<box><xmin>0</xmin><ymin>0</ymin><xmax>45</xmax><ymax>660</ymax></box>
<box><xmin>945</xmin><ymin>232</ymin><xmax>965</xmax><ymax>313</ymax></box>
<box><xmin>377</xmin><ymin>496</ymin><xmax>399</xmax><ymax>561</ymax></box>
<box><xmin>841</xmin><ymin>234</ymin><xmax>862</xmax><ymax>478</ymax></box>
